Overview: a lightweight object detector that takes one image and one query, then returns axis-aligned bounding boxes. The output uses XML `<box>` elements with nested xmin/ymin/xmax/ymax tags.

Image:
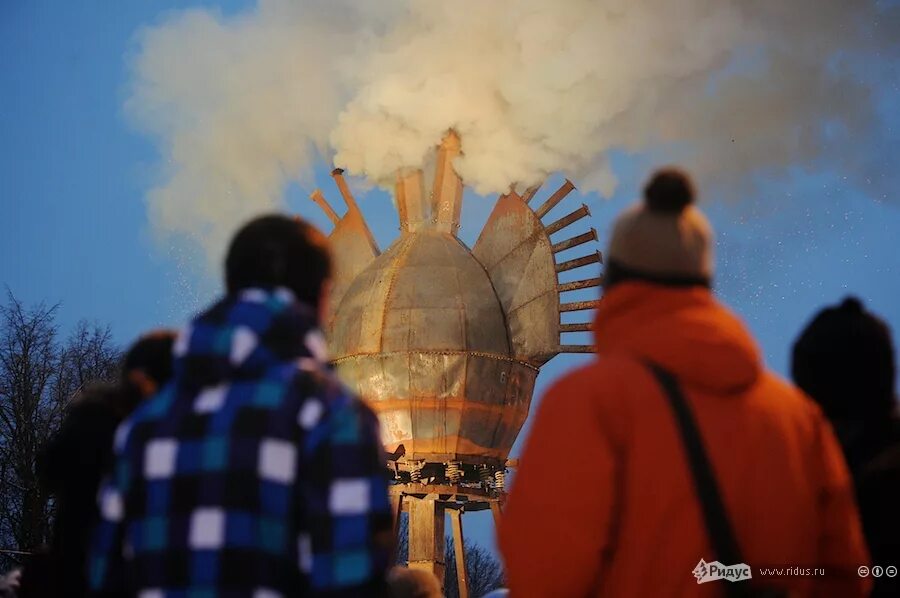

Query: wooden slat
<box><xmin>534</xmin><ymin>179</ymin><xmax>575</xmax><ymax>219</ymax></box>
<box><xmin>558</xmin><ymin>344</ymin><xmax>595</xmax><ymax>353</ymax></box>
<box><xmin>560</xmin><ymin>322</ymin><xmax>591</xmax><ymax>333</ymax></box>
<box><xmin>545</xmin><ymin>204</ymin><xmax>591</xmax><ymax>235</ymax></box>
<box><xmin>551</xmin><ymin>228</ymin><xmax>597</xmax><ymax>253</ymax></box>
<box><xmin>560</xmin><ymin>300</ymin><xmax>602</xmax><ymax>312</ymax></box>
<box><xmin>557</xmin><ymin>277</ymin><xmax>602</xmax><ymax>292</ymax></box>
<box><xmin>555</xmin><ymin>251</ymin><xmax>602</xmax><ymax>273</ymax></box>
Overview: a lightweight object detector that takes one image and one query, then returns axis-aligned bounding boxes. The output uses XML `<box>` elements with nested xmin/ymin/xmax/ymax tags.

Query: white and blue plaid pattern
<box><xmin>88</xmin><ymin>288</ymin><xmax>392</xmax><ymax>597</ymax></box>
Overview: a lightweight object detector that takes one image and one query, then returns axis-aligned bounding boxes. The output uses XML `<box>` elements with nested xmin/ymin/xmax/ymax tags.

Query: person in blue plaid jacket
<box><xmin>88</xmin><ymin>215</ymin><xmax>393</xmax><ymax>597</ymax></box>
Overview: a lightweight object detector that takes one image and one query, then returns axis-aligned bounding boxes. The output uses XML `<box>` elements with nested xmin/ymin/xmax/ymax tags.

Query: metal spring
<box><xmin>410</xmin><ymin>462</ymin><xmax>423</xmax><ymax>484</ymax></box>
<box><xmin>494</xmin><ymin>470</ymin><xmax>506</xmax><ymax>492</ymax></box>
<box><xmin>479</xmin><ymin>465</ymin><xmax>494</xmax><ymax>488</ymax></box>
<box><xmin>446</xmin><ymin>461</ymin><xmax>462</xmax><ymax>484</ymax></box>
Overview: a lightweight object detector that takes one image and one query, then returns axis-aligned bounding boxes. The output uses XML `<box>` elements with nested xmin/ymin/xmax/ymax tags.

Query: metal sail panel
<box><xmin>321</xmin><ymin>210</ymin><xmax>380</xmax><ymax>337</ymax></box>
<box><xmin>472</xmin><ymin>193</ymin><xmax>560</xmax><ymax>365</ymax></box>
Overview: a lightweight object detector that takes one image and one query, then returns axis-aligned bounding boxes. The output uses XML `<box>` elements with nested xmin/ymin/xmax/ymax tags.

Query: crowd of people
<box><xmin>4</xmin><ymin>168</ymin><xmax>897</xmax><ymax>597</ymax></box>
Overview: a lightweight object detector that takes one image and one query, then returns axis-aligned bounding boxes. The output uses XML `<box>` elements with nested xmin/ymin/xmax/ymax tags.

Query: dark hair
<box><xmin>123</xmin><ymin>330</ymin><xmax>177</xmax><ymax>387</ymax></box>
<box><xmin>644</xmin><ymin>168</ymin><xmax>696</xmax><ymax>213</ymax></box>
<box><xmin>225</xmin><ymin>215</ymin><xmax>332</xmax><ymax>308</ymax></box>
<box><xmin>792</xmin><ymin>297</ymin><xmax>896</xmax><ymax>420</ymax></box>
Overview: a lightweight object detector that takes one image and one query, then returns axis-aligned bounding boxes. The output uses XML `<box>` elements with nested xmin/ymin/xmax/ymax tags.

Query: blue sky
<box><xmin>3</xmin><ymin>0</ymin><xmax>900</xmax><ymax>553</ymax></box>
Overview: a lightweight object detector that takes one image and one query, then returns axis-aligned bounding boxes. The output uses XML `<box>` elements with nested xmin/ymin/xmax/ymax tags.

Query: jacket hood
<box><xmin>593</xmin><ymin>282</ymin><xmax>762</xmax><ymax>394</ymax></box>
<box><xmin>172</xmin><ymin>287</ymin><xmax>328</xmax><ymax>389</ymax></box>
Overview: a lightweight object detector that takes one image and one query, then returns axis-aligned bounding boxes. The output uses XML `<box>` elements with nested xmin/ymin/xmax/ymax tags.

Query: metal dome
<box><xmin>330</xmin><ymin>231</ymin><xmax>510</xmax><ymax>357</ymax></box>
<box><xmin>330</xmin><ymin>230</ymin><xmax>536</xmax><ymax>465</ymax></box>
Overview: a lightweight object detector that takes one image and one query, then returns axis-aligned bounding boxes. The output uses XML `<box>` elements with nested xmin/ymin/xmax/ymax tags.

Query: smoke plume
<box><xmin>127</xmin><ymin>0</ymin><xmax>900</xmax><ymax>262</ymax></box>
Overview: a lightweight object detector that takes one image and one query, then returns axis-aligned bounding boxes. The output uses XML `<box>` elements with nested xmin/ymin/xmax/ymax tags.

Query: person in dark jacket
<box><xmin>793</xmin><ymin>296</ymin><xmax>900</xmax><ymax>597</ymax></box>
<box><xmin>30</xmin><ymin>330</ymin><xmax>176</xmax><ymax>598</ymax></box>
<box><xmin>87</xmin><ymin>215</ymin><xmax>393</xmax><ymax>597</ymax></box>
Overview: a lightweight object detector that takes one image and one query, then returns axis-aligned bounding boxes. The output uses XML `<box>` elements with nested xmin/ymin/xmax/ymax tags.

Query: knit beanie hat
<box><xmin>607</xmin><ymin>168</ymin><xmax>714</xmax><ymax>285</ymax></box>
<box><xmin>792</xmin><ymin>297</ymin><xmax>896</xmax><ymax>420</ymax></box>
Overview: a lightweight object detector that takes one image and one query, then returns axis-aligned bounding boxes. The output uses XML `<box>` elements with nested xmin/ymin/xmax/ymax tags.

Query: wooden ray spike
<box><xmin>560</xmin><ymin>299</ymin><xmax>602</xmax><ymax>312</ymax></box>
<box><xmin>545</xmin><ymin>204</ymin><xmax>591</xmax><ymax>236</ymax></box>
<box><xmin>309</xmin><ymin>189</ymin><xmax>340</xmax><ymax>225</ymax></box>
<box><xmin>551</xmin><ymin>228</ymin><xmax>597</xmax><ymax>254</ymax></box>
<box><xmin>559</xmin><ymin>322</ymin><xmax>592</xmax><ymax>333</ymax></box>
<box><xmin>557</xmin><ymin>277</ymin><xmax>603</xmax><ymax>292</ymax></box>
<box><xmin>555</xmin><ymin>250</ymin><xmax>602</xmax><ymax>273</ymax></box>
<box><xmin>331</xmin><ymin>168</ymin><xmax>360</xmax><ymax>214</ymax></box>
<box><xmin>558</xmin><ymin>345</ymin><xmax>595</xmax><ymax>354</ymax></box>
<box><xmin>522</xmin><ymin>182</ymin><xmax>543</xmax><ymax>205</ymax></box>
<box><xmin>534</xmin><ymin>179</ymin><xmax>575</xmax><ymax>219</ymax></box>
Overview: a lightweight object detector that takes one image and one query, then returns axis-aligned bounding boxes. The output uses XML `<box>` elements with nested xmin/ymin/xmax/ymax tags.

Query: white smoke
<box><xmin>127</xmin><ymin>0</ymin><xmax>900</xmax><ymax>261</ymax></box>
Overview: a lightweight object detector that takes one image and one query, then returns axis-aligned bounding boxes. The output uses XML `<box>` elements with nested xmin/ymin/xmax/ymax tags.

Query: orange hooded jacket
<box><xmin>499</xmin><ymin>282</ymin><xmax>870</xmax><ymax>597</ymax></box>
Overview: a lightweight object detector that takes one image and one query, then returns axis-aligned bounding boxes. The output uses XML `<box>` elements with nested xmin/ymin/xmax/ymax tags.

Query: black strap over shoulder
<box><xmin>646</xmin><ymin>363</ymin><xmax>762</xmax><ymax>598</ymax></box>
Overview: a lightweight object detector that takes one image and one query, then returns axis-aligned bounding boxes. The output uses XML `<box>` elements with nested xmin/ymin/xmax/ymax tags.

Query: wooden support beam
<box><xmin>390</xmin><ymin>493</ymin><xmax>404</xmax><ymax>565</ymax></box>
<box><xmin>391</xmin><ymin>493</ymin><xmax>404</xmax><ymax>539</ymax></box>
<box><xmin>551</xmin><ymin>228</ymin><xmax>597</xmax><ymax>254</ymax></box>
<box><xmin>407</xmin><ymin>499</ymin><xmax>446</xmax><ymax>585</ymax></box>
<box><xmin>450</xmin><ymin>509</ymin><xmax>469</xmax><ymax>598</ymax></box>
<box><xmin>490</xmin><ymin>501</ymin><xmax>503</xmax><ymax>530</ymax></box>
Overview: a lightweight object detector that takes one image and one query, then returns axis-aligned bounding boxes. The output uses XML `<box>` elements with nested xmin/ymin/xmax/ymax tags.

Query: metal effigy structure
<box><xmin>311</xmin><ymin>131</ymin><xmax>600</xmax><ymax>595</ymax></box>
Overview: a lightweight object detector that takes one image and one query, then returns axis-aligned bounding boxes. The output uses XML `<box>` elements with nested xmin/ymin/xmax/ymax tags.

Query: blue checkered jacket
<box><xmin>88</xmin><ymin>288</ymin><xmax>392</xmax><ymax>597</ymax></box>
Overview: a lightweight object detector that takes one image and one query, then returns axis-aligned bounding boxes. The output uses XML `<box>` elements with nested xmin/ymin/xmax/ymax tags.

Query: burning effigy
<box><xmin>311</xmin><ymin>131</ymin><xmax>600</xmax><ymax>583</ymax></box>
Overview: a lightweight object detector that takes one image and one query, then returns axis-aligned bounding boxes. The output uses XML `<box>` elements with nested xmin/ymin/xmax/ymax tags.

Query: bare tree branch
<box><xmin>0</xmin><ymin>291</ymin><xmax>120</xmax><ymax>570</ymax></box>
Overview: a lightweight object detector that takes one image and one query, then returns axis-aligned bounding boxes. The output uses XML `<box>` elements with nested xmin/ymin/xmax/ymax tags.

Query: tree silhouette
<box><xmin>0</xmin><ymin>291</ymin><xmax>119</xmax><ymax>568</ymax></box>
<box><xmin>395</xmin><ymin>512</ymin><xmax>505</xmax><ymax>597</ymax></box>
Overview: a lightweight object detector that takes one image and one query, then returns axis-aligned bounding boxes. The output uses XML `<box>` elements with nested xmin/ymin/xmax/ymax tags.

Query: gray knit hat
<box><xmin>607</xmin><ymin>168</ymin><xmax>714</xmax><ymax>282</ymax></box>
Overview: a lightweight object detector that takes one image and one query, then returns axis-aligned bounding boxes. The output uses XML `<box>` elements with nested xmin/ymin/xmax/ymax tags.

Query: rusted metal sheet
<box><xmin>431</xmin><ymin>131</ymin><xmax>463</xmax><ymax>236</ymax></box>
<box><xmin>396</xmin><ymin>169</ymin><xmax>429</xmax><ymax>233</ymax></box>
<box><xmin>333</xmin><ymin>351</ymin><xmax>536</xmax><ymax>464</ymax></box>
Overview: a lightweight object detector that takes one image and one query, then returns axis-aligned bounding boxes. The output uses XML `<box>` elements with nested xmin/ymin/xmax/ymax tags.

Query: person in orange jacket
<box><xmin>499</xmin><ymin>169</ymin><xmax>870</xmax><ymax>597</ymax></box>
